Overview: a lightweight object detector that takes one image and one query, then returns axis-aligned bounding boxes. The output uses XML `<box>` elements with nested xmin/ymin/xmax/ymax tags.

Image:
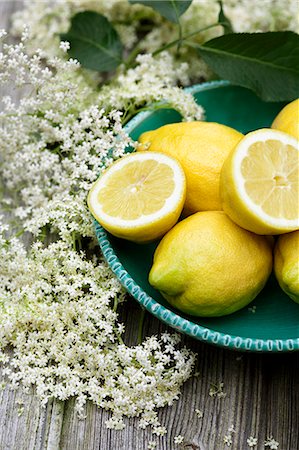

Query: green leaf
<box><xmin>198</xmin><ymin>31</ymin><xmax>299</xmax><ymax>101</ymax></box>
<box><xmin>61</xmin><ymin>11</ymin><xmax>123</xmax><ymax>72</ymax></box>
<box><xmin>218</xmin><ymin>0</ymin><xmax>233</xmax><ymax>34</ymax></box>
<box><xmin>129</xmin><ymin>0</ymin><xmax>192</xmax><ymax>23</ymax></box>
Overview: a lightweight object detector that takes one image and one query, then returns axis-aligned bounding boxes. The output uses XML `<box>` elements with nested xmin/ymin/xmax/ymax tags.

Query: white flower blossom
<box><xmin>209</xmin><ymin>381</ymin><xmax>227</xmax><ymax>398</ymax></box>
<box><xmin>247</xmin><ymin>436</ymin><xmax>258</xmax><ymax>447</ymax></box>
<box><xmin>0</xmin><ymin>29</ymin><xmax>7</xmax><ymax>39</ymax></box>
<box><xmin>223</xmin><ymin>424</ymin><xmax>236</xmax><ymax>447</ymax></box>
<box><xmin>0</xmin><ymin>225</ymin><xmax>196</xmax><ymax>426</ymax></box>
<box><xmin>265</xmin><ymin>436</ymin><xmax>279</xmax><ymax>449</ymax></box>
<box><xmin>195</xmin><ymin>408</ymin><xmax>203</xmax><ymax>418</ymax></box>
<box><xmin>0</xmin><ymin>32</ymin><xmax>196</xmax><ymax>432</ymax></box>
<box><xmin>59</xmin><ymin>40</ymin><xmax>70</xmax><ymax>52</ymax></box>
<box><xmin>174</xmin><ymin>435</ymin><xmax>184</xmax><ymax>444</ymax></box>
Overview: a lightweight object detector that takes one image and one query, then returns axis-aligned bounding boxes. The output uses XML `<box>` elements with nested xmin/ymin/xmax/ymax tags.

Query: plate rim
<box><xmin>95</xmin><ymin>80</ymin><xmax>299</xmax><ymax>353</ymax></box>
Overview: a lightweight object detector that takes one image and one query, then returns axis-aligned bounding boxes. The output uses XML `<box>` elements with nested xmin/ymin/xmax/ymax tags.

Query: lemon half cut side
<box><xmin>87</xmin><ymin>151</ymin><xmax>186</xmax><ymax>243</ymax></box>
<box><xmin>220</xmin><ymin>129</ymin><xmax>299</xmax><ymax>234</ymax></box>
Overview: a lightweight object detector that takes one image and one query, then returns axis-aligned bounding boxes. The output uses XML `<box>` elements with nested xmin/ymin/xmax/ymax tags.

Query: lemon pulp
<box><xmin>98</xmin><ymin>159</ymin><xmax>175</xmax><ymax>220</ymax></box>
<box><xmin>221</xmin><ymin>129</ymin><xmax>299</xmax><ymax>234</ymax></box>
<box><xmin>241</xmin><ymin>139</ymin><xmax>298</xmax><ymax>220</ymax></box>
<box><xmin>87</xmin><ymin>151</ymin><xmax>186</xmax><ymax>243</ymax></box>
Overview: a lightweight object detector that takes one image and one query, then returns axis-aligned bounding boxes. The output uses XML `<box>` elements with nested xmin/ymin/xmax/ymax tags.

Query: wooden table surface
<box><xmin>0</xmin><ymin>2</ymin><xmax>298</xmax><ymax>450</ymax></box>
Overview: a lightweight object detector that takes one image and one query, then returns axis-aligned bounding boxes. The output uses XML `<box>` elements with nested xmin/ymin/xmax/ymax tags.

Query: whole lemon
<box><xmin>138</xmin><ymin>122</ymin><xmax>243</xmax><ymax>215</ymax></box>
<box><xmin>149</xmin><ymin>211</ymin><xmax>273</xmax><ymax>317</ymax></box>
<box><xmin>274</xmin><ymin>231</ymin><xmax>299</xmax><ymax>303</ymax></box>
<box><xmin>271</xmin><ymin>99</ymin><xmax>299</xmax><ymax>140</ymax></box>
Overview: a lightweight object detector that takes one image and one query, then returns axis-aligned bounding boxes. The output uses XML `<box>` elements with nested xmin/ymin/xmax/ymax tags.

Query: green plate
<box><xmin>95</xmin><ymin>80</ymin><xmax>299</xmax><ymax>352</ymax></box>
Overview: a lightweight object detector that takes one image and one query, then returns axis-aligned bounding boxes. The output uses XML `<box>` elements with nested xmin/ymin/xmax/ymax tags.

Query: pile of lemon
<box><xmin>88</xmin><ymin>99</ymin><xmax>299</xmax><ymax>317</ymax></box>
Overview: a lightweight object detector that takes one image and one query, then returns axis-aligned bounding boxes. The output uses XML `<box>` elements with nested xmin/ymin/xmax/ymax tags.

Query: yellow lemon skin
<box><xmin>272</xmin><ymin>99</ymin><xmax>299</xmax><ymax>140</ymax></box>
<box><xmin>138</xmin><ymin>122</ymin><xmax>243</xmax><ymax>215</ymax></box>
<box><xmin>149</xmin><ymin>211</ymin><xmax>273</xmax><ymax>317</ymax></box>
<box><xmin>95</xmin><ymin>207</ymin><xmax>184</xmax><ymax>243</ymax></box>
<box><xmin>274</xmin><ymin>231</ymin><xmax>299</xmax><ymax>303</ymax></box>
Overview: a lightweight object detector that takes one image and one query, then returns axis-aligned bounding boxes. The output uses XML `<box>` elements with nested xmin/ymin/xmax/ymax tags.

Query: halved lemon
<box><xmin>88</xmin><ymin>151</ymin><xmax>186</xmax><ymax>243</ymax></box>
<box><xmin>220</xmin><ymin>129</ymin><xmax>299</xmax><ymax>234</ymax></box>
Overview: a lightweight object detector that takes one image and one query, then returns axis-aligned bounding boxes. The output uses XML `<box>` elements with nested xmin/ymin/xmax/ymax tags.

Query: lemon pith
<box><xmin>220</xmin><ymin>129</ymin><xmax>299</xmax><ymax>234</ymax></box>
<box><xmin>138</xmin><ymin>121</ymin><xmax>243</xmax><ymax>214</ymax></box>
<box><xmin>87</xmin><ymin>151</ymin><xmax>186</xmax><ymax>243</ymax></box>
<box><xmin>149</xmin><ymin>211</ymin><xmax>273</xmax><ymax>317</ymax></box>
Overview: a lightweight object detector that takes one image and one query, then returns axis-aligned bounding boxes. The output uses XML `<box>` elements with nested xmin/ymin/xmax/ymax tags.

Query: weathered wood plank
<box><xmin>0</xmin><ymin>2</ymin><xmax>299</xmax><ymax>449</ymax></box>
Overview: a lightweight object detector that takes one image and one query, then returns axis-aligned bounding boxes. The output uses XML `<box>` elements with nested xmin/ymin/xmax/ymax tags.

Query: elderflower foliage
<box><xmin>11</xmin><ymin>0</ymin><xmax>299</xmax><ymax>85</ymax></box>
<box><xmin>11</xmin><ymin>0</ymin><xmax>143</xmax><ymax>58</ymax></box>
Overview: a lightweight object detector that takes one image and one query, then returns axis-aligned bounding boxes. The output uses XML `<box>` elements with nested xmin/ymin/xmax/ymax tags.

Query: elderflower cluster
<box><xmin>0</xmin><ymin>29</ymin><xmax>197</xmax><ymax>431</ymax></box>
<box><xmin>0</xmin><ymin>38</ymin><xmax>204</xmax><ymax>243</ymax></box>
<box><xmin>0</xmin><ymin>232</ymin><xmax>195</xmax><ymax>424</ymax></box>
<box><xmin>98</xmin><ymin>52</ymin><xmax>205</xmax><ymax>123</ymax></box>
<box><xmin>223</xmin><ymin>0</ymin><xmax>299</xmax><ymax>33</ymax></box>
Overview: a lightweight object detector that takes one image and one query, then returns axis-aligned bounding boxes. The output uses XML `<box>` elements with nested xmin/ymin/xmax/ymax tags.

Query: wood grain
<box><xmin>0</xmin><ymin>2</ymin><xmax>299</xmax><ymax>449</ymax></box>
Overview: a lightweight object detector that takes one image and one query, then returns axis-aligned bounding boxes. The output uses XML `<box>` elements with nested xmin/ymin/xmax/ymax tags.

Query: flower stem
<box><xmin>113</xmin><ymin>296</ymin><xmax>119</xmax><ymax>312</ymax></box>
<box><xmin>152</xmin><ymin>22</ymin><xmax>223</xmax><ymax>57</ymax></box>
<box><xmin>72</xmin><ymin>231</ymin><xmax>77</xmax><ymax>251</ymax></box>
<box><xmin>124</xmin><ymin>44</ymin><xmax>142</xmax><ymax>69</ymax></box>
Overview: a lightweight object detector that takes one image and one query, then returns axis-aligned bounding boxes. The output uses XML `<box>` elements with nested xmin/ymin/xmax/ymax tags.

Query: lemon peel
<box><xmin>272</xmin><ymin>98</ymin><xmax>299</xmax><ymax>140</ymax></box>
<box><xmin>149</xmin><ymin>211</ymin><xmax>273</xmax><ymax>317</ymax></box>
<box><xmin>274</xmin><ymin>231</ymin><xmax>299</xmax><ymax>303</ymax></box>
<box><xmin>138</xmin><ymin>121</ymin><xmax>243</xmax><ymax>215</ymax></box>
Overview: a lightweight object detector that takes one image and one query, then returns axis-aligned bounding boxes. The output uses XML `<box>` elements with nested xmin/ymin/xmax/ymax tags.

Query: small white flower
<box><xmin>59</xmin><ymin>41</ymin><xmax>70</xmax><ymax>52</ymax></box>
<box><xmin>228</xmin><ymin>424</ymin><xmax>236</xmax><ymax>434</ymax></box>
<box><xmin>223</xmin><ymin>434</ymin><xmax>232</xmax><ymax>447</ymax></box>
<box><xmin>209</xmin><ymin>381</ymin><xmax>226</xmax><ymax>398</ymax></box>
<box><xmin>247</xmin><ymin>436</ymin><xmax>258</xmax><ymax>447</ymax></box>
<box><xmin>152</xmin><ymin>426</ymin><xmax>167</xmax><ymax>436</ymax></box>
<box><xmin>265</xmin><ymin>436</ymin><xmax>279</xmax><ymax>449</ymax></box>
<box><xmin>174</xmin><ymin>435</ymin><xmax>184</xmax><ymax>444</ymax></box>
<box><xmin>0</xmin><ymin>29</ymin><xmax>7</xmax><ymax>39</ymax></box>
<box><xmin>195</xmin><ymin>408</ymin><xmax>203</xmax><ymax>418</ymax></box>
